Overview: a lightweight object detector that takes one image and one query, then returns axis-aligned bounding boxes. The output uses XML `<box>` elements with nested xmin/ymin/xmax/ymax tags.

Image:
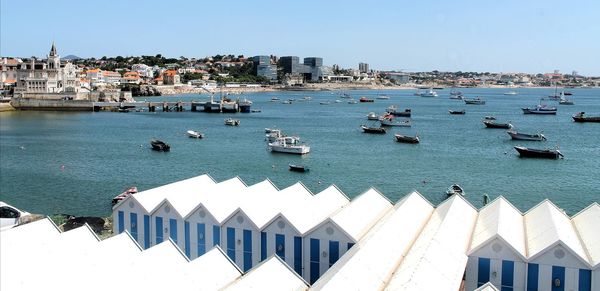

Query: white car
<box><xmin>0</xmin><ymin>201</ymin><xmax>30</xmax><ymax>231</ymax></box>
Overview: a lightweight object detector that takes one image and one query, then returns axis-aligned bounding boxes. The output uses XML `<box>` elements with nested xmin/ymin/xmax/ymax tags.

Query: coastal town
<box><xmin>1</xmin><ymin>42</ymin><xmax>598</xmax><ymax>108</ymax></box>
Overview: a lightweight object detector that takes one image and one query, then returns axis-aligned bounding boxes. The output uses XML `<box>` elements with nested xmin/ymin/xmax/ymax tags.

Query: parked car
<box><xmin>0</xmin><ymin>201</ymin><xmax>30</xmax><ymax>231</ymax></box>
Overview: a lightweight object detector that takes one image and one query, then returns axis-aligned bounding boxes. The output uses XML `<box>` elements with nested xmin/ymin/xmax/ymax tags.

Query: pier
<box><xmin>10</xmin><ymin>98</ymin><xmax>219</xmax><ymax>112</ymax></box>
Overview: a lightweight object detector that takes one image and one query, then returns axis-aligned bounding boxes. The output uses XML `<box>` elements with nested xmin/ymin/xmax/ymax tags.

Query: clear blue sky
<box><xmin>2</xmin><ymin>0</ymin><xmax>599</xmax><ymax>75</ymax></box>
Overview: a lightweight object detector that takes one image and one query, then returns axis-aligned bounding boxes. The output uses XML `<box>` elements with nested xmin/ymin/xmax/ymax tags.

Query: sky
<box><xmin>1</xmin><ymin>0</ymin><xmax>599</xmax><ymax>75</ymax></box>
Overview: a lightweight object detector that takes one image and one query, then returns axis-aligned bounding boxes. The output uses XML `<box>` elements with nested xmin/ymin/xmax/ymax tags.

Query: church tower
<box><xmin>47</xmin><ymin>41</ymin><xmax>60</xmax><ymax>69</ymax></box>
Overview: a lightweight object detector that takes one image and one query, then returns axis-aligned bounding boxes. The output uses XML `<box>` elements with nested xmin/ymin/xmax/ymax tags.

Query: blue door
<box><xmin>501</xmin><ymin>260</ymin><xmax>514</xmax><ymax>291</ymax></box>
<box><xmin>155</xmin><ymin>217</ymin><xmax>163</xmax><ymax>244</ymax></box>
<box><xmin>261</xmin><ymin>232</ymin><xmax>267</xmax><ymax>261</ymax></box>
<box><xmin>169</xmin><ymin>219</ymin><xmax>177</xmax><ymax>244</ymax></box>
<box><xmin>143</xmin><ymin>215</ymin><xmax>150</xmax><ymax>248</ymax></box>
<box><xmin>477</xmin><ymin>257</ymin><xmax>491</xmax><ymax>287</ymax></box>
<box><xmin>213</xmin><ymin>225</ymin><xmax>220</xmax><ymax>246</ymax></box>
<box><xmin>552</xmin><ymin>266</ymin><xmax>565</xmax><ymax>291</ymax></box>
<box><xmin>329</xmin><ymin>240</ymin><xmax>339</xmax><ymax>267</ymax></box>
<box><xmin>579</xmin><ymin>269</ymin><xmax>591</xmax><ymax>291</ymax></box>
<box><xmin>117</xmin><ymin>211</ymin><xmax>124</xmax><ymax>234</ymax></box>
<box><xmin>197</xmin><ymin>223</ymin><xmax>206</xmax><ymax>256</ymax></box>
<box><xmin>310</xmin><ymin>238</ymin><xmax>320</xmax><ymax>284</ymax></box>
<box><xmin>294</xmin><ymin>236</ymin><xmax>302</xmax><ymax>275</ymax></box>
<box><xmin>130</xmin><ymin>213</ymin><xmax>138</xmax><ymax>241</ymax></box>
<box><xmin>243</xmin><ymin>229</ymin><xmax>252</xmax><ymax>272</ymax></box>
<box><xmin>527</xmin><ymin>263</ymin><xmax>539</xmax><ymax>291</ymax></box>
<box><xmin>184</xmin><ymin>222</ymin><xmax>190</xmax><ymax>258</ymax></box>
<box><xmin>226</xmin><ymin>227</ymin><xmax>235</xmax><ymax>261</ymax></box>
<box><xmin>276</xmin><ymin>234</ymin><xmax>285</xmax><ymax>260</ymax></box>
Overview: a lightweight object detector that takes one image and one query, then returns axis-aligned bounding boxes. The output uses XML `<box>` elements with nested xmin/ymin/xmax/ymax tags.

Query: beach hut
<box><xmin>302</xmin><ymin>188</ymin><xmax>393</xmax><ymax>283</ymax></box>
<box><xmin>219</xmin><ymin>179</ymin><xmax>280</xmax><ymax>271</ymax></box>
<box><xmin>312</xmin><ymin>191</ymin><xmax>434</xmax><ymax>291</ymax></box>
<box><xmin>570</xmin><ymin>203</ymin><xmax>599</xmax><ymax>291</ymax></box>
<box><xmin>523</xmin><ymin>200</ymin><xmax>592</xmax><ymax>291</ymax></box>
<box><xmin>384</xmin><ymin>194</ymin><xmax>478</xmax><ymax>290</ymax></box>
<box><xmin>112</xmin><ymin>174</ymin><xmax>216</xmax><ymax>249</ymax></box>
<box><xmin>261</xmin><ymin>184</ymin><xmax>349</xmax><ymax>276</ymax></box>
<box><xmin>466</xmin><ymin>196</ymin><xmax>527</xmax><ymax>291</ymax></box>
<box><xmin>181</xmin><ymin>246</ymin><xmax>243</xmax><ymax>290</ymax></box>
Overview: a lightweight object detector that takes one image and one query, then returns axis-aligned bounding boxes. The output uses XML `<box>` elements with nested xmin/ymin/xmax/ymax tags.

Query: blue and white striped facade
<box><xmin>466</xmin><ymin>198</ymin><xmax>596</xmax><ymax>291</ymax></box>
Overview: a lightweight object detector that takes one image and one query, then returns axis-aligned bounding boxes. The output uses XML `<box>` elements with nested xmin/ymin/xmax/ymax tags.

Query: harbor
<box><xmin>1</xmin><ymin>88</ymin><xmax>599</xmax><ymax>218</ymax></box>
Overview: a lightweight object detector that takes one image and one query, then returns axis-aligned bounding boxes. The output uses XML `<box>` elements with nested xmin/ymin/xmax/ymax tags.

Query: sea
<box><xmin>1</xmin><ymin>88</ymin><xmax>599</xmax><ymax>217</ymax></box>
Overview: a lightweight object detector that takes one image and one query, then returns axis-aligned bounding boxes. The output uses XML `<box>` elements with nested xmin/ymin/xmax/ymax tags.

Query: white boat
<box><xmin>282</xmin><ymin>100</ymin><xmax>292</xmax><ymax>104</ymax></box>
<box><xmin>302</xmin><ymin>96</ymin><xmax>312</xmax><ymax>101</ymax></box>
<box><xmin>464</xmin><ymin>98</ymin><xmax>486</xmax><ymax>105</ymax></box>
<box><xmin>420</xmin><ymin>88</ymin><xmax>438</xmax><ymax>97</ymax></box>
<box><xmin>367</xmin><ymin>112</ymin><xmax>379</xmax><ymax>120</ymax></box>
<box><xmin>187</xmin><ymin>130</ymin><xmax>204</xmax><ymax>138</ymax></box>
<box><xmin>348</xmin><ymin>99</ymin><xmax>358</xmax><ymax>104</ymax></box>
<box><xmin>224</xmin><ymin>118</ymin><xmax>240</xmax><ymax>126</ymax></box>
<box><xmin>268</xmin><ymin>138</ymin><xmax>310</xmax><ymax>155</ymax></box>
<box><xmin>376</xmin><ymin>95</ymin><xmax>390</xmax><ymax>100</ymax></box>
<box><xmin>270</xmin><ymin>97</ymin><xmax>280</xmax><ymax>101</ymax></box>
<box><xmin>504</xmin><ymin>91</ymin><xmax>518</xmax><ymax>95</ymax></box>
<box><xmin>506</xmin><ymin>130</ymin><xmax>546</xmax><ymax>141</ymax></box>
<box><xmin>335</xmin><ymin>100</ymin><xmax>342</xmax><ymax>103</ymax></box>
<box><xmin>320</xmin><ymin>101</ymin><xmax>331</xmax><ymax>105</ymax></box>
<box><xmin>558</xmin><ymin>93</ymin><xmax>574</xmax><ymax>105</ymax></box>
<box><xmin>265</xmin><ymin>128</ymin><xmax>278</xmax><ymax>133</ymax></box>
<box><xmin>379</xmin><ymin>115</ymin><xmax>411</xmax><ymax>127</ymax></box>
<box><xmin>446</xmin><ymin>184</ymin><xmax>464</xmax><ymax>196</ymax></box>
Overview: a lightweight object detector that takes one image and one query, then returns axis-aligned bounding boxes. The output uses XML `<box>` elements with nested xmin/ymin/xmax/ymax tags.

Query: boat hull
<box><xmin>289</xmin><ymin>165</ymin><xmax>309</xmax><ymax>172</ymax></box>
<box><xmin>394</xmin><ymin>134</ymin><xmax>419</xmax><ymax>144</ymax></box>
<box><xmin>269</xmin><ymin>145</ymin><xmax>310</xmax><ymax>155</ymax></box>
<box><xmin>522</xmin><ymin>108</ymin><xmax>557</xmax><ymax>114</ymax></box>
<box><xmin>483</xmin><ymin>120</ymin><xmax>512</xmax><ymax>129</ymax></box>
<box><xmin>514</xmin><ymin>146</ymin><xmax>562</xmax><ymax>159</ymax></box>
<box><xmin>507</xmin><ymin>131</ymin><xmax>546</xmax><ymax>141</ymax></box>
<box><xmin>572</xmin><ymin>116</ymin><xmax>600</xmax><ymax>123</ymax></box>
<box><xmin>361</xmin><ymin>125</ymin><xmax>386</xmax><ymax>134</ymax></box>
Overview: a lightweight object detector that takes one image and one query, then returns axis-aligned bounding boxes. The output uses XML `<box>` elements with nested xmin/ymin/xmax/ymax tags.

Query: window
<box><xmin>0</xmin><ymin>207</ymin><xmax>20</xmax><ymax>218</ymax></box>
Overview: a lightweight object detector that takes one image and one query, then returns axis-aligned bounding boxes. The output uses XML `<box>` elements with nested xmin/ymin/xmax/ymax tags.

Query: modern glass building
<box><xmin>252</xmin><ymin>56</ymin><xmax>277</xmax><ymax>81</ymax></box>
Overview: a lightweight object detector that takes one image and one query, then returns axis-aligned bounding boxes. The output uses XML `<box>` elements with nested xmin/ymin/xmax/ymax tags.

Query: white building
<box><xmin>570</xmin><ymin>203</ymin><xmax>599</xmax><ymax>291</ymax></box>
<box><xmin>131</xmin><ymin>63</ymin><xmax>154</xmax><ymax>78</ymax></box>
<box><xmin>222</xmin><ymin>255</ymin><xmax>308</xmax><ymax>290</ymax></box>
<box><xmin>466</xmin><ymin>197</ymin><xmax>527</xmax><ymax>291</ymax></box>
<box><xmin>312</xmin><ymin>191</ymin><xmax>434</xmax><ymax>290</ymax></box>
<box><xmin>302</xmin><ymin>188</ymin><xmax>392</xmax><ymax>283</ymax></box>
<box><xmin>14</xmin><ymin>42</ymin><xmax>81</xmax><ymax>95</ymax></box>
<box><xmin>524</xmin><ymin>200</ymin><xmax>593</xmax><ymax>291</ymax></box>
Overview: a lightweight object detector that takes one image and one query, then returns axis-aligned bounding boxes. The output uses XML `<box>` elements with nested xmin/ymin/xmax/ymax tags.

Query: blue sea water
<box><xmin>0</xmin><ymin>88</ymin><xmax>598</xmax><ymax>217</ymax></box>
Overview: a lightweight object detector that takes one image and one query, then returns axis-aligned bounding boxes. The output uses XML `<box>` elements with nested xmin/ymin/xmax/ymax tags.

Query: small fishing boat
<box><xmin>111</xmin><ymin>186</ymin><xmax>138</xmax><ymax>207</ymax></box>
<box><xmin>449</xmin><ymin>94</ymin><xmax>463</xmax><ymax>100</ymax></box>
<box><xmin>572</xmin><ymin>112</ymin><xmax>600</xmax><ymax>123</ymax></box>
<box><xmin>359</xmin><ymin>96</ymin><xmax>374</xmax><ymax>102</ymax></box>
<box><xmin>420</xmin><ymin>88</ymin><xmax>438</xmax><ymax>97</ymax></box>
<box><xmin>484</xmin><ymin>116</ymin><xmax>496</xmax><ymax>120</ymax></box>
<box><xmin>282</xmin><ymin>100</ymin><xmax>292</xmax><ymax>104</ymax></box>
<box><xmin>558</xmin><ymin>98</ymin><xmax>574</xmax><ymax>105</ymax></box>
<box><xmin>348</xmin><ymin>99</ymin><xmax>358</xmax><ymax>104</ymax></box>
<box><xmin>503</xmin><ymin>91</ymin><xmax>518</xmax><ymax>95</ymax></box>
<box><xmin>376</xmin><ymin>95</ymin><xmax>390</xmax><ymax>100</ymax></box>
<box><xmin>265</xmin><ymin>128</ymin><xmax>278</xmax><ymax>133</ymax></box>
<box><xmin>522</xmin><ymin>105</ymin><xmax>557</xmax><ymax>114</ymax></box>
<box><xmin>394</xmin><ymin>133</ymin><xmax>420</xmax><ymax>144</ymax></box>
<box><xmin>268</xmin><ymin>138</ymin><xmax>310</xmax><ymax>155</ymax></box>
<box><xmin>117</xmin><ymin>107</ymin><xmax>130</xmax><ymax>113</ymax></box>
<box><xmin>302</xmin><ymin>96</ymin><xmax>312</xmax><ymax>101</ymax></box>
<box><xmin>289</xmin><ymin>164</ymin><xmax>309</xmax><ymax>172</ymax></box>
<box><xmin>506</xmin><ymin>130</ymin><xmax>546</xmax><ymax>141</ymax></box>
<box><xmin>450</xmin><ymin>89</ymin><xmax>462</xmax><ymax>96</ymax></box>
<box><xmin>446</xmin><ymin>184</ymin><xmax>464</xmax><ymax>196</ymax></box>
<box><xmin>187</xmin><ymin>130</ymin><xmax>204</xmax><ymax>138</ymax></box>
<box><xmin>224</xmin><ymin>118</ymin><xmax>240</xmax><ymax>126</ymax></box>
<box><xmin>563</xmin><ymin>92</ymin><xmax>573</xmax><ymax>96</ymax></box>
<box><xmin>361</xmin><ymin>125</ymin><xmax>386</xmax><ymax>134</ymax></box>
<box><xmin>483</xmin><ymin>119</ymin><xmax>512</xmax><ymax>129</ymax></box>
<box><xmin>464</xmin><ymin>97</ymin><xmax>485</xmax><ymax>105</ymax></box>
<box><xmin>386</xmin><ymin>106</ymin><xmax>411</xmax><ymax>117</ymax></box>
<box><xmin>514</xmin><ymin>146</ymin><xmax>563</xmax><ymax>159</ymax></box>
<box><xmin>151</xmin><ymin>139</ymin><xmax>170</xmax><ymax>152</ymax></box>
<box><xmin>340</xmin><ymin>93</ymin><xmax>351</xmax><ymax>99</ymax></box>
<box><xmin>380</xmin><ymin>115</ymin><xmax>411</xmax><ymax>127</ymax></box>
<box><xmin>367</xmin><ymin>112</ymin><xmax>379</xmax><ymax>120</ymax></box>
<box><xmin>270</xmin><ymin>97</ymin><xmax>280</xmax><ymax>102</ymax></box>
<box><xmin>449</xmin><ymin>109</ymin><xmax>465</xmax><ymax>115</ymax></box>
<box><xmin>320</xmin><ymin>101</ymin><xmax>331</xmax><ymax>105</ymax></box>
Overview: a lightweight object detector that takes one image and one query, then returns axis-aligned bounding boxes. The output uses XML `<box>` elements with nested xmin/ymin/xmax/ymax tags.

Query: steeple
<box><xmin>50</xmin><ymin>41</ymin><xmax>57</xmax><ymax>56</ymax></box>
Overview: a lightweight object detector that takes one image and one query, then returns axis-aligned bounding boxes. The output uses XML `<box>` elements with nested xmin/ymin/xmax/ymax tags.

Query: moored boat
<box><xmin>522</xmin><ymin>105</ymin><xmax>557</xmax><ymax>114</ymax></box>
<box><xmin>379</xmin><ymin>115</ymin><xmax>411</xmax><ymax>127</ymax></box>
<box><xmin>112</xmin><ymin>186</ymin><xmax>138</xmax><ymax>206</ymax></box>
<box><xmin>446</xmin><ymin>184</ymin><xmax>464</xmax><ymax>196</ymax></box>
<box><xmin>572</xmin><ymin>112</ymin><xmax>600</xmax><ymax>123</ymax></box>
<box><xmin>450</xmin><ymin>89</ymin><xmax>462</xmax><ymax>96</ymax></box>
<box><xmin>559</xmin><ymin>98</ymin><xmax>574</xmax><ymax>105</ymax></box>
<box><xmin>464</xmin><ymin>97</ymin><xmax>485</xmax><ymax>105</ymax></box>
<box><xmin>360</xmin><ymin>125</ymin><xmax>386</xmax><ymax>134</ymax></box>
<box><xmin>348</xmin><ymin>99</ymin><xmax>358</xmax><ymax>104</ymax></box>
<box><xmin>449</xmin><ymin>94</ymin><xmax>463</xmax><ymax>100</ymax></box>
<box><xmin>367</xmin><ymin>112</ymin><xmax>379</xmax><ymax>120</ymax></box>
<box><xmin>394</xmin><ymin>133</ymin><xmax>420</xmax><ymax>144</ymax></box>
<box><xmin>504</xmin><ymin>91</ymin><xmax>518</xmax><ymax>95</ymax></box>
<box><xmin>238</xmin><ymin>98</ymin><xmax>252</xmax><ymax>113</ymax></box>
<box><xmin>483</xmin><ymin>119</ymin><xmax>512</xmax><ymax>129</ymax></box>
<box><xmin>449</xmin><ymin>109</ymin><xmax>465</xmax><ymax>115</ymax></box>
<box><xmin>187</xmin><ymin>130</ymin><xmax>204</xmax><ymax>138</ymax></box>
<box><xmin>359</xmin><ymin>96</ymin><xmax>374</xmax><ymax>102</ymax></box>
<box><xmin>224</xmin><ymin>118</ymin><xmax>240</xmax><ymax>126</ymax></box>
<box><xmin>506</xmin><ymin>130</ymin><xmax>546</xmax><ymax>141</ymax></box>
<box><xmin>386</xmin><ymin>106</ymin><xmax>411</xmax><ymax>117</ymax></box>
<box><xmin>289</xmin><ymin>164</ymin><xmax>309</xmax><ymax>172</ymax></box>
<box><xmin>514</xmin><ymin>146</ymin><xmax>563</xmax><ymax>159</ymax></box>
<box><xmin>420</xmin><ymin>88</ymin><xmax>438</xmax><ymax>97</ymax></box>
<box><xmin>151</xmin><ymin>139</ymin><xmax>170</xmax><ymax>151</ymax></box>
<box><xmin>268</xmin><ymin>138</ymin><xmax>310</xmax><ymax>155</ymax></box>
